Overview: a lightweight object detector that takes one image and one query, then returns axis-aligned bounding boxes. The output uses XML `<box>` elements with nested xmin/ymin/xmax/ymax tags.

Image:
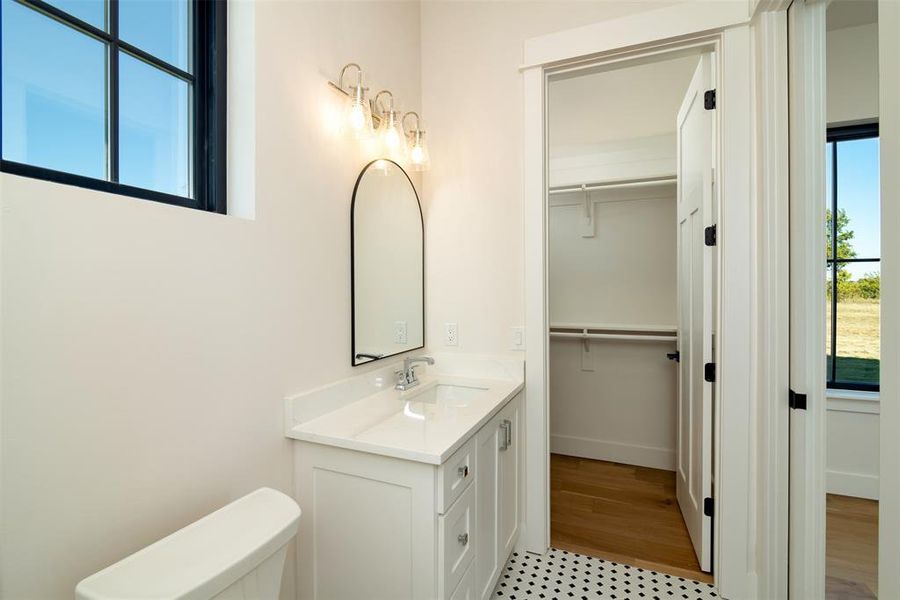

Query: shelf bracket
<box><xmin>579</xmin><ymin>184</ymin><xmax>595</xmax><ymax>238</ymax></box>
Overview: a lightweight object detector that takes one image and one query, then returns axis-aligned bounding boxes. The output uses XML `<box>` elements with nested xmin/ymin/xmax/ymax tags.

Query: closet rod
<box><xmin>549</xmin><ymin>331</ymin><xmax>676</xmax><ymax>342</ymax></box>
<box><xmin>548</xmin><ymin>176</ymin><xmax>676</xmax><ymax>196</ymax></box>
<box><xmin>550</xmin><ymin>322</ymin><xmax>677</xmax><ymax>333</ymax></box>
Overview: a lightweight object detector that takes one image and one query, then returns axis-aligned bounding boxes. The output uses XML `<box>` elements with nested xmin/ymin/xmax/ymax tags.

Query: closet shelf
<box><xmin>549</xmin><ymin>323</ymin><xmax>677</xmax><ymax>343</ymax></box>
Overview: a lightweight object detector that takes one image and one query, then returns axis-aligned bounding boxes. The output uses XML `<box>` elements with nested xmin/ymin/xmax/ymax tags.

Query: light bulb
<box><xmin>378</xmin><ymin>108</ymin><xmax>406</xmax><ymax>161</ymax></box>
<box><xmin>348</xmin><ymin>103</ymin><xmax>366</xmax><ymax>131</ymax></box>
<box><xmin>342</xmin><ymin>83</ymin><xmax>373</xmax><ymax>140</ymax></box>
<box><xmin>407</xmin><ymin>129</ymin><xmax>430</xmax><ymax>171</ymax></box>
<box><xmin>384</xmin><ymin>126</ymin><xmax>401</xmax><ymax>149</ymax></box>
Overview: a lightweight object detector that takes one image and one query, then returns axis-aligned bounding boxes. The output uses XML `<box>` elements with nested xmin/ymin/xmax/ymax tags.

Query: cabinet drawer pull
<box><xmin>457</xmin><ymin>465</ymin><xmax>469</xmax><ymax>478</ymax></box>
<box><xmin>457</xmin><ymin>532</ymin><xmax>469</xmax><ymax>546</ymax></box>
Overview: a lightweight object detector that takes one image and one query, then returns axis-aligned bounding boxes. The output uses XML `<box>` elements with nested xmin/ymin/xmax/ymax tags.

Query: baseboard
<box><xmin>550</xmin><ymin>434</ymin><xmax>675</xmax><ymax>471</ymax></box>
<box><xmin>826</xmin><ymin>469</ymin><xmax>879</xmax><ymax>500</ymax></box>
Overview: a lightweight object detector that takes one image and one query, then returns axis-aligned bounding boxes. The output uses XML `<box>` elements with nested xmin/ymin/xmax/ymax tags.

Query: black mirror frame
<box><xmin>350</xmin><ymin>159</ymin><xmax>425</xmax><ymax>366</ymax></box>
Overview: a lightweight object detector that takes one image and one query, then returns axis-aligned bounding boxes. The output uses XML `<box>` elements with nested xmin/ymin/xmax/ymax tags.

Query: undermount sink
<box><xmin>403</xmin><ymin>382</ymin><xmax>488</xmax><ymax>406</ymax></box>
<box><xmin>394</xmin><ymin>382</ymin><xmax>489</xmax><ymax>422</ymax></box>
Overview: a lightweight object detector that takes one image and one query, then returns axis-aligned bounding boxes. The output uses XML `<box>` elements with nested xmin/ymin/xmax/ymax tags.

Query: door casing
<box><xmin>521</xmin><ymin>5</ymin><xmax>788</xmax><ymax>599</ymax></box>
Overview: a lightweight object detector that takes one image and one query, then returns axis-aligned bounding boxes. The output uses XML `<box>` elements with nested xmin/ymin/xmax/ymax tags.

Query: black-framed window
<box><xmin>826</xmin><ymin>123</ymin><xmax>880</xmax><ymax>391</ymax></box>
<box><xmin>0</xmin><ymin>0</ymin><xmax>226</xmax><ymax>212</ymax></box>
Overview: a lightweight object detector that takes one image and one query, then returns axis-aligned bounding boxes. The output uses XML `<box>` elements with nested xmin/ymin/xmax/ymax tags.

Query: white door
<box><xmin>475</xmin><ymin>413</ymin><xmax>500</xmax><ymax>600</ymax></box>
<box><xmin>675</xmin><ymin>52</ymin><xmax>715</xmax><ymax>573</ymax></box>
<box><xmin>497</xmin><ymin>396</ymin><xmax>520</xmax><ymax>560</ymax></box>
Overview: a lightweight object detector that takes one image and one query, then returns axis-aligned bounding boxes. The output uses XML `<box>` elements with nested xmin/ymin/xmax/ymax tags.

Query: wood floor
<box><xmin>550</xmin><ymin>454</ymin><xmax>712</xmax><ymax>583</ymax></box>
<box><xmin>550</xmin><ymin>454</ymin><xmax>880</xmax><ymax>596</ymax></box>
<box><xmin>826</xmin><ymin>494</ymin><xmax>878</xmax><ymax>600</ymax></box>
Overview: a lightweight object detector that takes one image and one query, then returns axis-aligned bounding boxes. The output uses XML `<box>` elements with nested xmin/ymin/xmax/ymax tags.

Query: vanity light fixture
<box><xmin>403</xmin><ymin>112</ymin><xmax>430</xmax><ymax>171</ymax></box>
<box><xmin>328</xmin><ymin>63</ymin><xmax>432</xmax><ymax>168</ymax></box>
<box><xmin>375</xmin><ymin>90</ymin><xmax>406</xmax><ymax>161</ymax></box>
<box><xmin>331</xmin><ymin>63</ymin><xmax>374</xmax><ymax>139</ymax></box>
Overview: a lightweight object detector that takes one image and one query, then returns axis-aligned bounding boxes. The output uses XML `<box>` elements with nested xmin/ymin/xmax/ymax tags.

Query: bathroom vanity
<box><xmin>285</xmin><ymin>355</ymin><xmax>524</xmax><ymax>600</ymax></box>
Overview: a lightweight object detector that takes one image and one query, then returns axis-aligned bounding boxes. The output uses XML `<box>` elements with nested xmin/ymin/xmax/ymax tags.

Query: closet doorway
<box><xmin>546</xmin><ymin>50</ymin><xmax>717</xmax><ymax>582</ymax></box>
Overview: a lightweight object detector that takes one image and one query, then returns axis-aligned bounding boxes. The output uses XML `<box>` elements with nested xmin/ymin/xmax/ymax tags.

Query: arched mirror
<box><xmin>351</xmin><ymin>160</ymin><xmax>424</xmax><ymax>366</ymax></box>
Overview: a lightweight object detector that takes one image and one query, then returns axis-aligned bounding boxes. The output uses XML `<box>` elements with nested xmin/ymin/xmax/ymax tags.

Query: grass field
<box><xmin>826</xmin><ymin>301</ymin><xmax>880</xmax><ymax>384</ymax></box>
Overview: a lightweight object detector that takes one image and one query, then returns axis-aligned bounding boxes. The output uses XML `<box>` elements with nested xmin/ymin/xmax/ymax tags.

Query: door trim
<box><xmin>522</xmin><ymin>9</ymin><xmax>771</xmax><ymax>597</ymax></box>
<box><xmin>878</xmin><ymin>1</ymin><xmax>900</xmax><ymax>596</ymax></box>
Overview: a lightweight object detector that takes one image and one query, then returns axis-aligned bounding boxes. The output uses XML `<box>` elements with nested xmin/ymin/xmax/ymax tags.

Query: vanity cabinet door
<box><xmin>474</xmin><ymin>411</ymin><xmax>501</xmax><ymax>600</ymax></box>
<box><xmin>497</xmin><ymin>393</ymin><xmax>521</xmax><ymax>561</ymax></box>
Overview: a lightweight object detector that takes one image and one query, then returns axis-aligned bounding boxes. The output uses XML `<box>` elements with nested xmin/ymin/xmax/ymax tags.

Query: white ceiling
<box><xmin>827</xmin><ymin>0</ymin><xmax>877</xmax><ymax>31</ymax></box>
<box><xmin>548</xmin><ymin>54</ymin><xmax>700</xmax><ymax>149</ymax></box>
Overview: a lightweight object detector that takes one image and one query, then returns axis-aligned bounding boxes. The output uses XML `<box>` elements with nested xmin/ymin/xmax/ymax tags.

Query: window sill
<box><xmin>826</xmin><ymin>389</ymin><xmax>880</xmax><ymax>414</ymax></box>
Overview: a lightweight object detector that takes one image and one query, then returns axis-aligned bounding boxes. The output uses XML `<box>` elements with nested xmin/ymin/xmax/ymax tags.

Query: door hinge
<box><xmin>704</xmin><ymin>497</ymin><xmax>714</xmax><ymax>517</ymax></box>
<box><xmin>704</xmin><ymin>362</ymin><xmax>716</xmax><ymax>383</ymax></box>
<box><xmin>704</xmin><ymin>89</ymin><xmax>716</xmax><ymax>110</ymax></box>
<box><xmin>666</xmin><ymin>351</ymin><xmax>680</xmax><ymax>363</ymax></box>
<box><xmin>704</xmin><ymin>224</ymin><xmax>717</xmax><ymax>247</ymax></box>
<box><xmin>789</xmin><ymin>389</ymin><xmax>808</xmax><ymax>410</ymax></box>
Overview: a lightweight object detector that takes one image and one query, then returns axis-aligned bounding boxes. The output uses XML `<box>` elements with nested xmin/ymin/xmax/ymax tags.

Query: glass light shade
<box><xmin>408</xmin><ymin>130</ymin><xmax>430</xmax><ymax>171</ymax></box>
<box><xmin>342</xmin><ymin>84</ymin><xmax>374</xmax><ymax>139</ymax></box>
<box><xmin>378</xmin><ymin>110</ymin><xmax>406</xmax><ymax>161</ymax></box>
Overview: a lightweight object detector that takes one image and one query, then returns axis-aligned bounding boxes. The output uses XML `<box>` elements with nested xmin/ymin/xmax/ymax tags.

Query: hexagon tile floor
<box><xmin>491</xmin><ymin>548</ymin><xmax>719</xmax><ymax>600</ymax></box>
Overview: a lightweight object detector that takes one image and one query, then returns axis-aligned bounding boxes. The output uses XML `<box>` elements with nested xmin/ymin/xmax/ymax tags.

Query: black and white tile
<box><xmin>491</xmin><ymin>548</ymin><xmax>718</xmax><ymax>600</ymax></box>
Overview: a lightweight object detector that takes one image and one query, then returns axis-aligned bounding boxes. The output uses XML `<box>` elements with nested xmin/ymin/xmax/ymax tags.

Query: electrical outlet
<box><xmin>393</xmin><ymin>321</ymin><xmax>408</xmax><ymax>344</ymax></box>
<box><xmin>445</xmin><ymin>322</ymin><xmax>458</xmax><ymax>346</ymax></box>
<box><xmin>511</xmin><ymin>326</ymin><xmax>525</xmax><ymax>351</ymax></box>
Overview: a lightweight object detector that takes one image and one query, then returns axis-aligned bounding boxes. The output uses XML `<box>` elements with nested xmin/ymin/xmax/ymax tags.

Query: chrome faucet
<box><xmin>395</xmin><ymin>356</ymin><xmax>435</xmax><ymax>391</ymax></box>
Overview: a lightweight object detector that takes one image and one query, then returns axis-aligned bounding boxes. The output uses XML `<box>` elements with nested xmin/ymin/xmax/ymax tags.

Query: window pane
<box><xmin>119</xmin><ymin>0</ymin><xmax>190</xmax><ymax>71</ymax></box>
<box><xmin>1</xmin><ymin>0</ymin><xmax>107</xmax><ymax>179</ymax></box>
<box><xmin>119</xmin><ymin>53</ymin><xmax>190</xmax><ymax>197</ymax></box>
<box><xmin>45</xmin><ymin>0</ymin><xmax>105</xmax><ymax>29</ymax></box>
<box><xmin>836</xmin><ymin>138</ymin><xmax>880</xmax><ymax>275</ymax></box>
<box><xmin>834</xmin><ymin>262</ymin><xmax>880</xmax><ymax>386</ymax></box>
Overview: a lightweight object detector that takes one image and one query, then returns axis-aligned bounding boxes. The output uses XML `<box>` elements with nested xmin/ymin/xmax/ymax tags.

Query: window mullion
<box><xmin>108</xmin><ymin>0</ymin><xmax>119</xmax><ymax>183</ymax></box>
<box><xmin>831</xmin><ymin>141</ymin><xmax>839</xmax><ymax>384</ymax></box>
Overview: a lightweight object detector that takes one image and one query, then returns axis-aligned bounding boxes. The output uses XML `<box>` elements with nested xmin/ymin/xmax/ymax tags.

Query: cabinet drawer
<box><xmin>439</xmin><ymin>482</ymin><xmax>475</xmax><ymax>599</ymax></box>
<box><xmin>448</xmin><ymin>561</ymin><xmax>476</xmax><ymax>600</ymax></box>
<box><xmin>437</xmin><ymin>437</ymin><xmax>476</xmax><ymax>514</ymax></box>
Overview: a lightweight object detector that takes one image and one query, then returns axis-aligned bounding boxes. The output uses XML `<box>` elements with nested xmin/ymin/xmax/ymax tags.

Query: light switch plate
<box><xmin>511</xmin><ymin>326</ymin><xmax>525</xmax><ymax>351</ymax></box>
<box><xmin>445</xmin><ymin>322</ymin><xmax>458</xmax><ymax>346</ymax></box>
<box><xmin>393</xmin><ymin>321</ymin><xmax>408</xmax><ymax>344</ymax></box>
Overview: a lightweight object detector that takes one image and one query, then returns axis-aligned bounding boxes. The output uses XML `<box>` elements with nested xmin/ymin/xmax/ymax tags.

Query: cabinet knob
<box><xmin>457</xmin><ymin>465</ymin><xmax>469</xmax><ymax>478</ymax></box>
<box><xmin>457</xmin><ymin>533</ymin><xmax>469</xmax><ymax>546</ymax></box>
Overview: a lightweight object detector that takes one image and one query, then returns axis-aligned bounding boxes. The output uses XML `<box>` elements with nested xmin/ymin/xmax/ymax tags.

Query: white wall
<box><xmin>419</xmin><ymin>0</ymin><xmax>681</xmax><ymax>355</ymax></box>
<box><xmin>544</xmin><ymin>56</ymin><xmax>686</xmax><ymax>470</ymax></box>
<box><xmin>548</xmin><ymin>55</ymin><xmax>699</xmax><ymax>148</ymax></box>
<box><xmin>827</xmin><ymin>22</ymin><xmax>879</xmax><ymax>124</ymax></box>
<box><xmin>826</xmin><ymin>397</ymin><xmax>880</xmax><ymax>499</ymax></box>
<box><xmin>548</xmin><ymin>195</ymin><xmax>677</xmax><ymax>327</ymax></box>
<box><xmin>823</xmin><ymin>18</ymin><xmax>880</xmax><ymax>499</ymax></box>
<box><xmin>0</xmin><ymin>2</ymin><xmax>421</xmax><ymax>598</ymax></box>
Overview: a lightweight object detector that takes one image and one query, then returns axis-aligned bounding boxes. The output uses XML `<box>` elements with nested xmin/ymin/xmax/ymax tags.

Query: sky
<box><xmin>1</xmin><ymin>0</ymin><xmax>191</xmax><ymax>197</ymax></box>
<box><xmin>827</xmin><ymin>136</ymin><xmax>881</xmax><ymax>280</ymax></box>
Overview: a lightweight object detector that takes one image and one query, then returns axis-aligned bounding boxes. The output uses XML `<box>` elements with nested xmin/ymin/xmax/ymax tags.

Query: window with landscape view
<box><xmin>0</xmin><ymin>0</ymin><xmax>226</xmax><ymax>212</ymax></box>
<box><xmin>826</xmin><ymin>123</ymin><xmax>880</xmax><ymax>391</ymax></box>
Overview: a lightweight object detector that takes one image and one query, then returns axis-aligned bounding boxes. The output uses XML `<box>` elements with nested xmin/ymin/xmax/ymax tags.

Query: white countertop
<box><xmin>284</xmin><ymin>355</ymin><xmax>524</xmax><ymax>465</ymax></box>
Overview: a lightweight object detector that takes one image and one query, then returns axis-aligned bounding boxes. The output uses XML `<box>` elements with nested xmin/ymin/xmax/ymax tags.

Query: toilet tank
<box><xmin>76</xmin><ymin>488</ymin><xmax>301</xmax><ymax>600</ymax></box>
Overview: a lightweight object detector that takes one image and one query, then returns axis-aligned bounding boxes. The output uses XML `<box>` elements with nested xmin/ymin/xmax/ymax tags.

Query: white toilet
<box><xmin>75</xmin><ymin>488</ymin><xmax>301</xmax><ymax>600</ymax></box>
